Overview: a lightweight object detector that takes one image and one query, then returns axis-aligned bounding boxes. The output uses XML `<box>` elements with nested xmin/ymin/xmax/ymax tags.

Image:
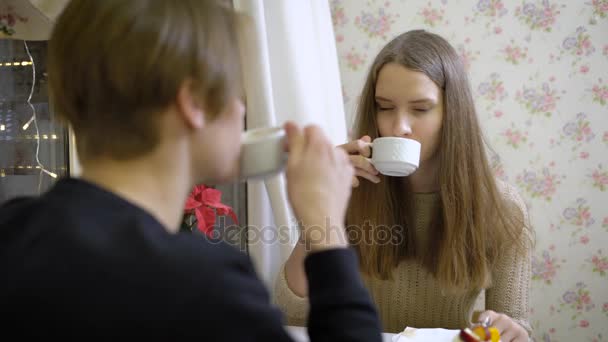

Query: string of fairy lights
<box><xmin>0</xmin><ymin>41</ymin><xmax>57</xmax><ymax>192</ymax></box>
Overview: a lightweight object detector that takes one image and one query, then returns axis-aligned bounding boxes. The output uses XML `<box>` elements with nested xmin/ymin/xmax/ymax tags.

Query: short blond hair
<box><xmin>48</xmin><ymin>0</ymin><xmax>241</xmax><ymax>161</ymax></box>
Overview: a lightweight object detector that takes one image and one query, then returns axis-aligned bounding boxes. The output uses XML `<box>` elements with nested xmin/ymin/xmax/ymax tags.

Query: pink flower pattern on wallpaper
<box><xmin>502</xmin><ymin>41</ymin><xmax>529</xmax><ymax>64</ymax></box>
<box><xmin>330</xmin><ymin>1</ymin><xmax>607</xmax><ymax>339</ymax></box>
<box><xmin>502</xmin><ymin>125</ymin><xmax>528</xmax><ymax>148</ymax></box>
<box><xmin>532</xmin><ymin>247</ymin><xmax>564</xmax><ymax>284</ymax></box>
<box><xmin>561</xmin><ymin>27</ymin><xmax>595</xmax><ymax>58</ymax></box>
<box><xmin>344</xmin><ymin>47</ymin><xmax>367</xmax><ymax>71</ymax></box>
<box><xmin>587</xmin><ymin>0</ymin><xmax>608</xmax><ymax>20</ymax></box>
<box><xmin>515</xmin><ymin>79</ymin><xmax>560</xmax><ymax>116</ymax></box>
<box><xmin>561</xmin><ymin>198</ymin><xmax>595</xmax><ymax>230</ymax></box>
<box><xmin>560</xmin><ymin>27</ymin><xmax>596</xmax><ymax>70</ymax></box>
<box><xmin>559</xmin><ymin>113</ymin><xmax>595</xmax><ymax>149</ymax></box>
<box><xmin>418</xmin><ymin>2</ymin><xmax>446</xmax><ymax>27</ymax></box>
<box><xmin>456</xmin><ymin>38</ymin><xmax>480</xmax><ymax>71</ymax></box>
<box><xmin>588</xmin><ymin>250</ymin><xmax>608</xmax><ymax>277</ymax></box>
<box><xmin>330</xmin><ymin>0</ymin><xmax>348</xmax><ymax>28</ymax></box>
<box><xmin>515</xmin><ymin>165</ymin><xmax>561</xmax><ymax>201</ymax></box>
<box><xmin>514</xmin><ymin>0</ymin><xmax>561</xmax><ymax>32</ymax></box>
<box><xmin>467</xmin><ymin>0</ymin><xmax>508</xmax><ymax>32</ymax></box>
<box><xmin>354</xmin><ymin>5</ymin><xmax>397</xmax><ymax>40</ymax></box>
<box><xmin>539</xmin><ymin>328</ymin><xmax>558</xmax><ymax>342</ymax></box>
<box><xmin>0</xmin><ymin>5</ymin><xmax>28</xmax><ymax>36</ymax></box>
<box><xmin>590</xmin><ymin>79</ymin><xmax>608</xmax><ymax>106</ymax></box>
<box><xmin>589</xmin><ymin>164</ymin><xmax>608</xmax><ymax>191</ymax></box>
<box><xmin>478</xmin><ymin>73</ymin><xmax>507</xmax><ymax>109</ymax></box>
<box><xmin>474</xmin><ymin>0</ymin><xmax>508</xmax><ymax>18</ymax></box>
<box><xmin>559</xmin><ymin>282</ymin><xmax>595</xmax><ymax>319</ymax></box>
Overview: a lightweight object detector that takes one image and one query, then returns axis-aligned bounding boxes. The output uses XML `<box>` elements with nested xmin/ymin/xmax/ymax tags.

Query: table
<box><xmin>285</xmin><ymin>325</ymin><xmax>396</xmax><ymax>342</ymax></box>
<box><xmin>285</xmin><ymin>325</ymin><xmax>461</xmax><ymax>341</ymax></box>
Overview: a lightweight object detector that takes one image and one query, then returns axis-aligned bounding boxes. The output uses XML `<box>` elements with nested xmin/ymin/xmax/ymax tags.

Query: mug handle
<box><xmin>365</xmin><ymin>142</ymin><xmax>374</xmax><ymax>165</ymax></box>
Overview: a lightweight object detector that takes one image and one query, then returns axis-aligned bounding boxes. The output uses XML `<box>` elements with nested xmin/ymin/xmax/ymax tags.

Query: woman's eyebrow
<box><xmin>409</xmin><ymin>98</ymin><xmax>436</xmax><ymax>104</ymax></box>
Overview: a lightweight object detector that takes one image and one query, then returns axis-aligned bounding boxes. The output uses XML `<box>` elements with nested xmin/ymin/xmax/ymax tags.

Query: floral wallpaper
<box><xmin>0</xmin><ymin>5</ymin><xmax>28</xmax><ymax>37</ymax></box>
<box><xmin>329</xmin><ymin>0</ymin><xmax>608</xmax><ymax>340</ymax></box>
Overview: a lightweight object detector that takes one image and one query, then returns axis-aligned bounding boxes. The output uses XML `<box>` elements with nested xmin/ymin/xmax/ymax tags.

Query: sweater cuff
<box><xmin>512</xmin><ymin>318</ymin><xmax>533</xmax><ymax>338</ymax></box>
<box><xmin>304</xmin><ymin>248</ymin><xmax>363</xmax><ymax>297</ymax></box>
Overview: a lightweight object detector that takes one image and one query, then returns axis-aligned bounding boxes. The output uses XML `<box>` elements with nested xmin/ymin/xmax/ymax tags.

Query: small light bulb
<box><xmin>51</xmin><ymin>134</ymin><xmax>57</xmax><ymax>139</ymax></box>
<box><xmin>22</xmin><ymin>116</ymin><xmax>35</xmax><ymax>131</ymax></box>
<box><xmin>42</xmin><ymin>169</ymin><xmax>58</xmax><ymax>178</ymax></box>
<box><xmin>21</xmin><ymin>61</ymin><xmax>28</xmax><ymax>66</ymax></box>
<box><xmin>0</xmin><ymin>124</ymin><xmax>5</xmax><ymax>131</ymax></box>
<box><xmin>42</xmin><ymin>134</ymin><xmax>48</xmax><ymax>139</ymax></box>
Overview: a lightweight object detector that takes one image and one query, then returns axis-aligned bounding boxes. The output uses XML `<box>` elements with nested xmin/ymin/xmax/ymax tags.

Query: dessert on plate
<box><xmin>454</xmin><ymin>325</ymin><xmax>500</xmax><ymax>342</ymax></box>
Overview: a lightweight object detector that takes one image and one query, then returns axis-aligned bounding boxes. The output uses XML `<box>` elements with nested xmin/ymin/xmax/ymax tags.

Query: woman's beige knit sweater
<box><xmin>273</xmin><ymin>181</ymin><xmax>532</xmax><ymax>335</ymax></box>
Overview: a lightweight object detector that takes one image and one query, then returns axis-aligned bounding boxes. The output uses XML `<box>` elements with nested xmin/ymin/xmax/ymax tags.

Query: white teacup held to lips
<box><xmin>239</xmin><ymin>126</ymin><xmax>287</xmax><ymax>181</ymax></box>
<box><xmin>368</xmin><ymin>137</ymin><xmax>421</xmax><ymax>177</ymax></box>
<box><xmin>237</xmin><ymin>126</ymin><xmax>421</xmax><ymax>180</ymax></box>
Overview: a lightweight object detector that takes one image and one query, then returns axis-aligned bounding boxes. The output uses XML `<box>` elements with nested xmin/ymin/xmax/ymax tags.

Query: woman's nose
<box><xmin>393</xmin><ymin>113</ymin><xmax>412</xmax><ymax>137</ymax></box>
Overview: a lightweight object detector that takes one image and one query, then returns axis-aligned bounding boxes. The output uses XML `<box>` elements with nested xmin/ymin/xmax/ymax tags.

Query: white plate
<box><xmin>392</xmin><ymin>327</ymin><xmax>460</xmax><ymax>341</ymax></box>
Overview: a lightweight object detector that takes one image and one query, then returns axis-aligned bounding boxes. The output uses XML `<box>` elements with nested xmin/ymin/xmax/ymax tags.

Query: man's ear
<box><xmin>176</xmin><ymin>80</ymin><xmax>205</xmax><ymax>129</ymax></box>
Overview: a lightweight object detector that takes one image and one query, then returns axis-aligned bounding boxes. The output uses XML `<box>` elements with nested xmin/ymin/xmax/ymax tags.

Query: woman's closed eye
<box><xmin>376</xmin><ymin>104</ymin><xmax>394</xmax><ymax>111</ymax></box>
<box><xmin>413</xmin><ymin>106</ymin><xmax>433</xmax><ymax>114</ymax></box>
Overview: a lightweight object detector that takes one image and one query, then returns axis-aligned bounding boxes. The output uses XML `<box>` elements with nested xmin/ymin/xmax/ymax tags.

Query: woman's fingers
<box><xmin>342</xmin><ymin>138</ymin><xmax>380</xmax><ymax>188</ymax></box>
<box><xmin>355</xmin><ymin>169</ymin><xmax>381</xmax><ymax>184</ymax></box>
<box><xmin>477</xmin><ymin>310</ymin><xmax>528</xmax><ymax>342</ymax></box>
<box><xmin>350</xmin><ymin>155</ymin><xmax>378</xmax><ymax>176</ymax></box>
<box><xmin>338</xmin><ymin>136</ymin><xmax>373</xmax><ymax>157</ymax></box>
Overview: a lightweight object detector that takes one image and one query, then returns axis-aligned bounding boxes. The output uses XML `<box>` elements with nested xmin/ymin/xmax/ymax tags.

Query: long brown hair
<box><xmin>346</xmin><ymin>30</ymin><xmax>532</xmax><ymax>293</ymax></box>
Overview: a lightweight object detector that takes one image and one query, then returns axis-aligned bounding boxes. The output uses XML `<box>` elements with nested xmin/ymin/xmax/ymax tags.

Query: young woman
<box><xmin>275</xmin><ymin>30</ymin><xmax>533</xmax><ymax>342</ymax></box>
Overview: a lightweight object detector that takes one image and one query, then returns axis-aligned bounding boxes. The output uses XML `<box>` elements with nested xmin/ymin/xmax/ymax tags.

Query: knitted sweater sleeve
<box><xmin>273</xmin><ymin>262</ymin><xmax>310</xmax><ymax>326</ymax></box>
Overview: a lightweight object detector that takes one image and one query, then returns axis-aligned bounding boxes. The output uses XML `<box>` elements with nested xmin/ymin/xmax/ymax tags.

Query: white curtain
<box><xmin>233</xmin><ymin>0</ymin><xmax>347</xmax><ymax>290</ymax></box>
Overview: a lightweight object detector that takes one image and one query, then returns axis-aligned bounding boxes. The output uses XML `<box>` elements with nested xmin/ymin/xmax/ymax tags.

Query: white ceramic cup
<box><xmin>239</xmin><ymin>126</ymin><xmax>287</xmax><ymax>181</ymax></box>
<box><xmin>370</xmin><ymin>137</ymin><xmax>421</xmax><ymax>177</ymax></box>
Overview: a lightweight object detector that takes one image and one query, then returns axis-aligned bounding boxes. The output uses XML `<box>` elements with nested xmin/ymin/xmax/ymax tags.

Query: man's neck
<box><xmin>80</xmin><ymin>148</ymin><xmax>192</xmax><ymax>233</ymax></box>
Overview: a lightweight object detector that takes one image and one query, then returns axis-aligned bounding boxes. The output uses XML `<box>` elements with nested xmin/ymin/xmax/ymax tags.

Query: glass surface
<box><xmin>0</xmin><ymin>40</ymin><xmax>68</xmax><ymax>204</ymax></box>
